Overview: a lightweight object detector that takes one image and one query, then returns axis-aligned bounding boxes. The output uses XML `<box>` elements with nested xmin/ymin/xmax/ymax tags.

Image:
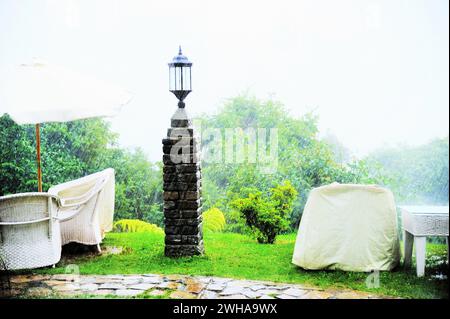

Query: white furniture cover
<box><xmin>0</xmin><ymin>193</ymin><xmax>61</xmax><ymax>270</ymax></box>
<box><xmin>292</xmin><ymin>183</ymin><xmax>401</xmax><ymax>272</ymax></box>
<box><xmin>48</xmin><ymin>168</ymin><xmax>115</xmax><ymax>247</ymax></box>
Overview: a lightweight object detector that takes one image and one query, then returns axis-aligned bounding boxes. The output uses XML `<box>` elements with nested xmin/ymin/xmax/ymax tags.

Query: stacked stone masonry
<box><xmin>162</xmin><ymin>110</ymin><xmax>204</xmax><ymax>257</ymax></box>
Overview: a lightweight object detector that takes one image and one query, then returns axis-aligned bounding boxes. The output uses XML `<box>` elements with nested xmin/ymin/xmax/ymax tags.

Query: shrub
<box><xmin>113</xmin><ymin>219</ymin><xmax>164</xmax><ymax>235</ymax></box>
<box><xmin>203</xmin><ymin>208</ymin><xmax>226</xmax><ymax>233</ymax></box>
<box><xmin>231</xmin><ymin>181</ymin><xmax>297</xmax><ymax>244</ymax></box>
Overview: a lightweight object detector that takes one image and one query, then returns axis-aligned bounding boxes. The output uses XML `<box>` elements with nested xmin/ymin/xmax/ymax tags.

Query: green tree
<box><xmin>368</xmin><ymin>138</ymin><xmax>449</xmax><ymax>204</ymax></box>
<box><xmin>198</xmin><ymin>94</ymin><xmax>384</xmax><ymax>229</ymax></box>
<box><xmin>105</xmin><ymin>148</ymin><xmax>163</xmax><ymax>225</ymax></box>
<box><xmin>0</xmin><ymin>114</ymin><xmax>164</xmax><ymax>225</ymax></box>
<box><xmin>0</xmin><ymin>115</ymin><xmax>36</xmax><ymax>194</ymax></box>
<box><xmin>231</xmin><ymin>181</ymin><xmax>297</xmax><ymax>244</ymax></box>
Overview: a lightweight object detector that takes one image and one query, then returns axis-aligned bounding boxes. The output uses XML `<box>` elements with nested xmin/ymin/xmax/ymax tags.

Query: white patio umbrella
<box><xmin>0</xmin><ymin>60</ymin><xmax>133</xmax><ymax>192</ymax></box>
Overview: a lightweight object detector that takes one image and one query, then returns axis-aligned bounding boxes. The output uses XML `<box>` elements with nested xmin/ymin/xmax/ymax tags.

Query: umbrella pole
<box><xmin>36</xmin><ymin>123</ymin><xmax>43</xmax><ymax>192</ymax></box>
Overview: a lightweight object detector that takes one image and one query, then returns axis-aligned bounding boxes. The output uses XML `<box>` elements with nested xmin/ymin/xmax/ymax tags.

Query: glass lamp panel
<box><xmin>175</xmin><ymin>66</ymin><xmax>182</xmax><ymax>90</ymax></box>
<box><xmin>169</xmin><ymin>66</ymin><xmax>176</xmax><ymax>91</ymax></box>
<box><xmin>182</xmin><ymin>66</ymin><xmax>191</xmax><ymax>91</ymax></box>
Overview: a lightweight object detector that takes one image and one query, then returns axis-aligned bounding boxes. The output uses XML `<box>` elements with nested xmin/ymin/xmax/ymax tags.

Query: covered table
<box><xmin>399</xmin><ymin>205</ymin><xmax>449</xmax><ymax>277</ymax></box>
<box><xmin>292</xmin><ymin>183</ymin><xmax>401</xmax><ymax>272</ymax></box>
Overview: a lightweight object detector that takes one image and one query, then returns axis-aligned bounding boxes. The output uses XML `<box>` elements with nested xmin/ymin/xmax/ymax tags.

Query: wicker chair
<box><xmin>0</xmin><ymin>193</ymin><xmax>62</xmax><ymax>270</ymax></box>
<box><xmin>48</xmin><ymin>168</ymin><xmax>115</xmax><ymax>251</ymax></box>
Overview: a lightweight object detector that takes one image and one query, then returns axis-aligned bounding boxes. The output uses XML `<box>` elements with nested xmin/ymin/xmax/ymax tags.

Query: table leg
<box><xmin>404</xmin><ymin>231</ymin><xmax>414</xmax><ymax>268</ymax></box>
<box><xmin>414</xmin><ymin>236</ymin><xmax>426</xmax><ymax>277</ymax></box>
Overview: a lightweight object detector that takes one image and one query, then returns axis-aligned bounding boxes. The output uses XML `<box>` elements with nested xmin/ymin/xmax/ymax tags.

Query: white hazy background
<box><xmin>0</xmin><ymin>0</ymin><xmax>448</xmax><ymax>162</ymax></box>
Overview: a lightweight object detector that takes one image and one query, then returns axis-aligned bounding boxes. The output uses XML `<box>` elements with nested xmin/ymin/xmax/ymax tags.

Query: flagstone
<box><xmin>124</xmin><ymin>275</ymin><xmax>143</xmax><ymax>280</ymax></box>
<box><xmin>7</xmin><ymin>273</ymin><xmax>391</xmax><ymax>300</ymax></box>
<box><xmin>207</xmin><ymin>284</ymin><xmax>225</xmax><ymax>291</ymax></box>
<box><xmin>123</xmin><ymin>278</ymin><xmax>142</xmax><ymax>285</ymax></box>
<box><xmin>52</xmin><ymin>283</ymin><xmax>80</xmax><ymax>292</ymax></box>
<box><xmin>116</xmin><ymin>289</ymin><xmax>142</xmax><ymax>297</ymax></box>
<box><xmin>249</xmin><ymin>284</ymin><xmax>267</xmax><ymax>291</ymax></box>
<box><xmin>79</xmin><ymin>283</ymin><xmax>98</xmax><ymax>292</ymax></box>
<box><xmin>98</xmin><ymin>283</ymin><xmax>125</xmax><ymax>290</ymax></box>
<box><xmin>220</xmin><ymin>286</ymin><xmax>245</xmax><ymax>295</ymax></box>
<box><xmin>105</xmin><ymin>275</ymin><xmax>126</xmax><ymax>280</ymax></box>
<box><xmin>221</xmin><ymin>294</ymin><xmax>248</xmax><ymax>299</ymax></box>
<box><xmin>282</xmin><ymin>287</ymin><xmax>308</xmax><ymax>297</ymax></box>
<box><xmin>79</xmin><ymin>276</ymin><xmax>97</xmax><ymax>284</ymax></box>
<box><xmin>51</xmin><ymin>274</ymin><xmax>79</xmax><ymax>282</ymax></box>
<box><xmin>128</xmin><ymin>283</ymin><xmax>155</xmax><ymax>290</ymax></box>
<box><xmin>9</xmin><ymin>276</ymin><xmax>34</xmax><ymax>284</ymax></box>
<box><xmin>42</xmin><ymin>280</ymin><xmax>68</xmax><ymax>286</ymax></box>
<box><xmin>186</xmin><ymin>281</ymin><xmax>204</xmax><ymax>294</ymax></box>
<box><xmin>91</xmin><ymin>277</ymin><xmax>121</xmax><ymax>284</ymax></box>
<box><xmin>147</xmin><ymin>289</ymin><xmax>166</xmax><ymax>296</ymax></box>
<box><xmin>29</xmin><ymin>275</ymin><xmax>51</xmax><ymax>281</ymax></box>
<box><xmin>227</xmin><ymin>280</ymin><xmax>253</xmax><ymax>288</ymax></box>
<box><xmin>195</xmin><ymin>276</ymin><xmax>212</xmax><ymax>284</ymax></box>
<box><xmin>199</xmin><ymin>290</ymin><xmax>218</xmax><ymax>299</ymax></box>
<box><xmin>177</xmin><ymin>284</ymin><xmax>187</xmax><ymax>291</ymax></box>
<box><xmin>276</xmin><ymin>294</ymin><xmax>296</xmax><ymax>299</ymax></box>
<box><xmin>334</xmin><ymin>291</ymin><xmax>371</xmax><ymax>299</ymax></box>
<box><xmin>211</xmin><ymin>277</ymin><xmax>232</xmax><ymax>285</ymax></box>
<box><xmin>166</xmin><ymin>274</ymin><xmax>183</xmax><ymax>281</ymax></box>
<box><xmin>301</xmin><ymin>290</ymin><xmax>334</xmax><ymax>299</ymax></box>
<box><xmin>142</xmin><ymin>276</ymin><xmax>163</xmax><ymax>284</ymax></box>
<box><xmin>157</xmin><ymin>281</ymin><xmax>179</xmax><ymax>289</ymax></box>
<box><xmin>170</xmin><ymin>290</ymin><xmax>196</xmax><ymax>299</ymax></box>
<box><xmin>265</xmin><ymin>285</ymin><xmax>285</xmax><ymax>290</ymax></box>
<box><xmin>241</xmin><ymin>289</ymin><xmax>260</xmax><ymax>299</ymax></box>
<box><xmin>293</xmin><ymin>284</ymin><xmax>321</xmax><ymax>291</ymax></box>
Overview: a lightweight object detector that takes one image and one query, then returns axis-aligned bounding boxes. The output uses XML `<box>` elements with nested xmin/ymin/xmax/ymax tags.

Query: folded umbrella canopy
<box><xmin>0</xmin><ymin>60</ymin><xmax>133</xmax><ymax>191</ymax></box>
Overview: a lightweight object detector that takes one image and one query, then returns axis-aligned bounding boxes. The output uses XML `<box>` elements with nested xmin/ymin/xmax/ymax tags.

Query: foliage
<box><xmin>34</xmin><ymin>232</ymin><xmax>449</xmax><ymax>299</ymax></box>
<box><xmin>203</xmin><ymin>207</ymin><xmax>226</xmax><ymax>233</ymax></box>
<box><xmin>231</xmin><ymin>181</ymin><xmax>297</xmax><ymax>244</ymax></box>
<box><xmin>367</xmin><ymin>137</ymin><xmax>449</xmax><ymax>205</ymax></box>
<box><xmin>0</xmin><ymin>114</ymin><xmax>163</xmax><ymax>225</ymax></box>
<box><xmin>198</xmin><ymin>94</ymin><xmax>386</xmax><ymax>229</ymax></box>
<box><xmin>0</xmin><ymin>115</ymin><xmax>115</xmax><ymax>192</ymax></box>
<box><xmin>2</xmin><ymin>94</ymin><xmax>380</xmax><ymax>232</ymax></box>
<box><xmin>0</xmin><ymin>115</ymin><xmax>36</xmax><ymax>194</ymax></box>
<box><xmin>2</xmin><ymin>95</ymin><xmax>447</xmax><ymax>233</ymax></box>
<box><xmin>105</xmin><ymin>148</ymin><xmax>163</xmax><ymax>225</ymax></box>
<box><xmin>113</xmin><ymin>219</ymin><xmax>164</xmax><ymax>235</ymax></box>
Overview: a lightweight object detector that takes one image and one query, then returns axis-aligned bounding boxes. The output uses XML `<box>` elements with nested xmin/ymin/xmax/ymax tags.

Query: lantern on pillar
<box><xmin>168</xmin><ymin>46</ymin><xmax>192</xmax><ymax>108</ymax></box>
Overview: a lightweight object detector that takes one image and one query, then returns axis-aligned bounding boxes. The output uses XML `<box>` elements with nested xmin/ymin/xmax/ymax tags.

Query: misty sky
<box><xmin>0</xmin><ymin>0</ymin><xmax>448</xmax><ymax>162</ymax></box>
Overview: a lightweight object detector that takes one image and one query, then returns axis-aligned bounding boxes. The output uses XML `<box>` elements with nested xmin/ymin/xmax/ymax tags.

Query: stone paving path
<box><xmin>1</xmin><ymin>274</ymin><xmax>395</xmax><ymax>299</ymax></box>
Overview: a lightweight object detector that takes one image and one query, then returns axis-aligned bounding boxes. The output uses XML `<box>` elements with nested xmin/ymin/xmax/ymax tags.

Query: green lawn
<box><xmin>30</xmin><ymin>232</ymin><xmax>448</xmax><ymax>299</ymax></box>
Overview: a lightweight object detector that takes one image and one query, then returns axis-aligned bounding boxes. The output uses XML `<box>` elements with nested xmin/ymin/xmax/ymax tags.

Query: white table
<box><xmin>400</xmin><ymin>205</ymin><xmax>449</xmax><ymax>277</ymax></box>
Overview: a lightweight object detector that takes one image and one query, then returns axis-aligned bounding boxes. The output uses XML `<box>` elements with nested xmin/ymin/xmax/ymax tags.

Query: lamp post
<box><xmin>162</xmin><ymin>47</ymin><xmax>203</xmax><ymax>258</ymax></box>
<box><xmin>168</xmin><ymin>46</ymin><xmax>192</xmax><ymax>109</ymax></box>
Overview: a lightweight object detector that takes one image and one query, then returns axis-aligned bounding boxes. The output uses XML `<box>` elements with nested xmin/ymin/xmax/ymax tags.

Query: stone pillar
<box><xmin>162</xmin><ymin>108</ymin><xmax>204</xmax><ymax>257</ymax></box>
